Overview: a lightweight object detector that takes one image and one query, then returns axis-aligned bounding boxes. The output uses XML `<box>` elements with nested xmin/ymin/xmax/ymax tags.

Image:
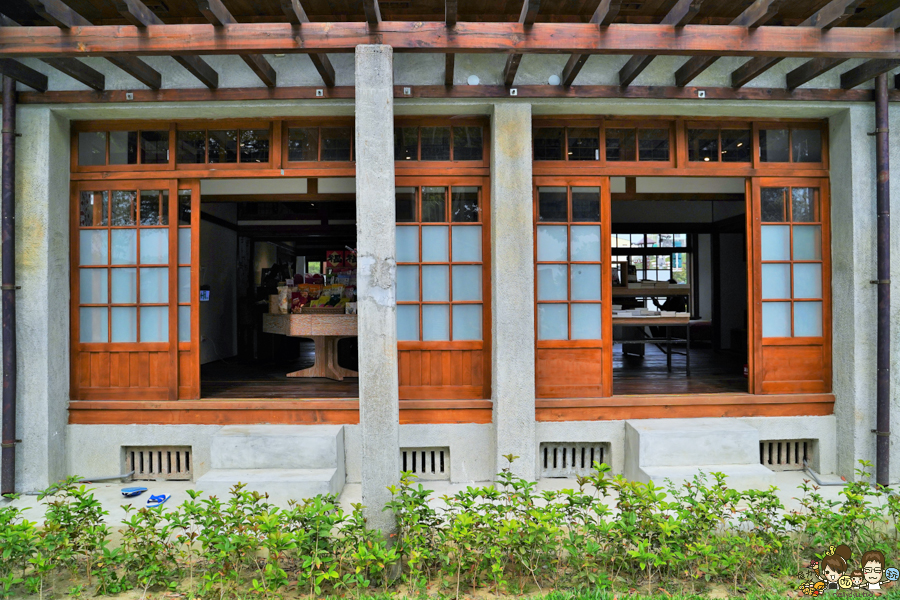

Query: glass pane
<box><xmin>537</xmin><ymin>226</ymin><xmax>567</xmax><ymax>262</ymax></box>
<box><xmin>397</xmin><ymin>305</ymin><xmax>419</xmax><ymax>341</ymax></box>
<box><xmin>537</xmin><ymin>304</ymin><xmax>567</xmax><ymax>340</ymax></box>
<box><xmin>533</xmin><ymin>127</ymin><xmax>564</xmax><ymax>160</ymax></box>
<box><xmin>140</xmin><ymin>267</ymin><xmax>168</xmax><ymax>303</ymax></box>
<box><xmin>80</xmin><ymin>268</ymin><xmax>108</xmax><ymax>304</ymax></box>
<box><xmin>178</xmin><ymin>305</ymin><xmax>190</xmax><ymax>342</ymax></box>
<box><xmin>571</xmin><ymin>303</ymin><xmax>601</xmax><ymax>340</ymax></box>
<box><xmin>759</xmin><ymin>129</ymin><xmax>790</xmax><ymax>162</ymax></box>
<box><xmin>422</xmin><ymin>187</ymin><xmax>447</xmax><ymax>222</ymax></box>
<box><xmin>287</xmin><ymin>127</ymin><xmax>318</xmax><ymax>161</ymax></box>
<box><xmin>240</xmin><ymin>129</ymin><xmax>270</xmax><ymax>163</ymax></box>
<box><xmin>794</xmin><ymin>301</ymin><xmax>823</xmax><ymax>337</ymax></box>
<box><xmin>396</xmin><ymin>265</ymin><xmax>419</xmax><ymax>301</ymax></box>
<box><xmin>688</xmin><ymin>129</ymin><xmax>718</xmax><ymax>162</ymax></box>
<box><xmin>80</xmin><ymin>307</ymin><xmax>108</xmax><ymax>342</ymax></box>
<box><xmin>394</xmin><ymin>127</ymin><xmax>418</xmax><ymax>161</ymax></box>
<box><xmin>762</xmin><ymin>302</ymin><xmax>791</xmax><ymax>337</ymax></box>
<box><xmin>396</xmin><ymin>187</ymin><xmax>417</xmax><ymax>222</ymax></box>
<box><xmin>111</xmin><ymin>306</ymin><xmax>137</xmax><ymax>342</ymax></box>
<box><xmin>140</xmin><ymin>229</ymin><xmax>168</xmax><ymax>264</ymax></box>
<box><xmin>761</xmin><ymin>263</ymin><xmax>791</xmax><ymax>299</ymax></box>
<box><xmin>452</xmin><ymin>226</ymin><xmax>481</xmax><ymax>262</ymax></box>
<box><xmin>139</xmin><ymin>190</ymin><xmax>168</xmax><ymax>226</ymax></box>
<box><xmin>422</xmin><ymin>226</ymin><xmax>449</xmax><ymax>262</ymax></box>
<box><xmin>793</xmin><ymin>225</ymin><xmax>822</xmax><ymax>260</ymax></box>
<box><xmin>140</xmin><ymin>306</ymin><xmax>168</xmax><ymax>342</ymax></box>
<box><xmin>537</xmin><ymin>264</ymin><xmax>567</xmax><ymax>301</ymax></box>
<box><xmin>792</xmin><ymin>129</ymin><xmax>822</xmax><ymax>163</ymax></box>
<box><xmin>111</xmin><ymin>190</ymin><xmax>137</xmax><ymax>226</ymax></box>
<box><xmin>721</xmin><ymin>129</ymin><xmax>751</xmax><ymax>162</ymax></box>
<box><xmin>538</xmin><ymin>187</ymin><xmax>567</xmax><ymax>222</ymax></box>
<box><xmin>80</xmin><ymin>230</ymin><xmax>108</xmax><ymax>266</ymax></box>
<box><xmin>571</xmin><ymin>264</ymin><xmax>601</xmax><ymax>300</ymax></box>
<box><xmin>452</xmin><ymin>304</ymin><xmax>482</xmax><ymax>340</ymax></box>
<box><xmin>659</xmin><ymin>234</ymin><xmax>673</xmax><ymax>248</ymax></box>
<box><xmin>793</xmin><ymin>263</ymin><xmax>822</xmax><ymax>299</ymax></box>
<box><xmin>321</xmin><ymin>127</ymin><xmax>352</xmax><ymax>161</ymax></box>
<box><xmin>78</xmin><ymin>131</ymin><xmax>106</xmax><ymax>166</ymax></box>
<box><xmin>178</xmin><ymin>266</ymin><xmax>191</xmax><ymax>303</ymax></box>
<box><xmin>451</xmin><ymin>187</ymin><xmax>480</xmax><ymax>223</ymax></box>
<box><xmin>452</xmin><ymin>265</ymin><xmax>482</xmax><ymax>301</ymax></box>
<box><xmin>111</xmin><ymin>268</ymin><xmax>137</xmax><ymax>303</ymax></box>
<box><xmin>453</xmin><ymin>126</ymin><xmax>483</xmax><ymax>161</ymax></box>
<box><xmin>396</xmin><ymin>226</ymin><xmax>419</xmax><ymax>262</ymax></box>
<box><xmin>178</xmin><ymin>190</ymin><xmax>191</xmax><ymax>225</ymax></box>
<box><xmin>208</xmin><ymin>130</ymin><xmax>238</xmax><ymax>163</ymax></box>
<box><xmin>761</xmin><ymin>225</ymin><xmax>790</xmax><ymax>261</ymax></box>
<box><xmin>140</xmin><ymin>131</ymin><xmax>169</xmax><ymax>164</ymax></box>
<box><xmin>79</xmin><ymin>191</ymin><xmax>108</xmax><ymax>227</ymax></box>
<box><xmin>422</xmin><ymin>265</ymin><xmax>449</xmax><ymax>301</ymax></box>
<box><xmin>109</xmin><ymin>130</ymin><xmax>138</xmax><ymax>165</ymax></box>
<box><xmin>177</xmin><ymin>130</ymin><xmax>206</xmax><ymax>164</ymax></box>
<box><xmin>422</xmin><ymin>304</ymin><xmax>450</xmax><ymax>341</ymax></box>
<box><xmin>761</xmin><ymin>187</ymin><xmax>787</xmax><ymax>222</ymax></box>
<box><xmin>572</xmin><ymin>187</ymin><xmax>601</xmax><ymax>222</ymax></box>
<box><xmin>639</xmin><ymin>128</ymin><xmax>670</xmax><ymax>161</ymax></box>
<box><xmin>606</xmin><ymin>128</ymin><xmax>636</xmax><ymax>161</ymax></box>
<box><xmin>421</xmin><ymin>127</ymin><xmax>451</xmax><ymax>160</ymax></box>
<box><xmin>178</xmin><ymin>229</ymin><xmax>191</xmax><ymax>264</ymax></box>
<box><xmin>111</xmin><ymin>229</ymin><xmax>137</xmax><ymax>265</ymax></box>
<box><xmin>791</xmin><ymin>187</ymin><xmax>819</xmax><ymax>222</ymax></box>
<box><xmin>571</xmin><ymin>225</ymin><xmax>601</xmax><ymax>261</ymax></box>
<box><xmin>567</xmin><ymin>127</ymin><xmax>600</xmax><ymax>161</ymax></box>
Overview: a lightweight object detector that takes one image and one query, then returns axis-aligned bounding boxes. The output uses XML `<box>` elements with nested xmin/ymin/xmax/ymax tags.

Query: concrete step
<box><xmin>635</xmin><ymin>464</ymin><xmax>776</xmax><ymax>491</ymax></box>
<box><xmin>195</xmin><ymin>468</ymin><xmax>343</xmax><ymax>499</ymax></box>
<box><xmin>625</xmin><ymin>418</ymin><xmax>761</xmax><ymax>468</ymax></box>
<box><xmin>210</xmin><ymin>425</ymin><xmax>344</xmax><ymax>471</ymax></box>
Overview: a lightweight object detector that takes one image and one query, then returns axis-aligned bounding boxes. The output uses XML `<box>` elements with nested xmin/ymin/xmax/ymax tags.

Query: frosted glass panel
<box><xmin>140</xmin><ymin>267</ymin><xmax>168</xmax><ymax>303</ymax></box>
<box><xmin>761</xmin><ymin>264</ymin><xmax>791</xmax><ymax>299</ymax></box>
<box><xmin>452</xmin><ymin>265</ymin><xmax>482</xmax><ymax>301</ymax></box>
<box><xmin>140</xmin><ymin>306</ymin><xmax>168</xmax><ymax>342</ymax></box>
<box><xmin>396</xmin><ymin>265</ymin><xmax>419</xmax><ymax>301</ymax></box>
<box><xmin>178</xmin><ymin>267</ymin><xmax>191</xmax><ymax>303</ymax></box>
<box><xmin>79</xmin><ymin>307</ymin><xmax>108</xmax><ymax>342</ymax></box>
<box><xmin>537</xmin><ymin>304</ymin><xmax>567</xmax><ymax>340</ymax></box>
<box><xmin>537</xmin><ymin>264</ymin><xmax>567</xmax><ymax>301</ymax></box>
<box><xmin>537</xmin><ymin>226</ymin><xmax>567</xmax><ymax>261</ymax></box>
<box><xmin>570</xmin><ymin>226</ymin><xmax>601</xmax><ymax>261</ymax></box>
<box><xmin>396</xmin><ymin>226</ymin><xmax>419</xmax><ymax>262</ymax></box>
<box><xmin>761</xmin><ymin>225</ymin><xmax>790</xmax><ymax>261</ymax></box>
<box><xmin>794</xmin><ymin>301</ymin><xmax>822</xmax><ymax>337</ymax></box>
<box><xmin>571</xmin><ymin>264</ymin><xmax>601</xmax><ymax>300</ymax></box>
<box><xmin>140</xmin><ymin>229</ymin><xmax>168</xmax><ymax>264</ymax></box>
<box><xmin>80</xmin><ymin>230</ymin><xmax>108</xmax><ymax>265</ymax></box>
<box><xmin>178</xmin><ymin>229</ymin><xmax>191</xmax><ymax>264</ymax></box>
<box><xmin>452</xmin><ymin>305</ymin><xmax>482</xmax><ymax>340</ymax></box>
<box><xmin>110</xmin><ymin>307</ymin><xmax>137</xmax><ymax>342</ymax></box>
<box><xmin>762</xmin><ymin>302</ymin><xmax>791</xmax><ymax>337</ymax></box>
<box><xmin>111</xmin><ymin>229</ymin><xmax>136</xmax><ymax>265</ymax></box>
<box><xmin>571</xmin><ymin>303</ymin><xmax>602</xmax><ymax>340</ymax></box>
<box><xmin>397</xmin><ymin>305</ymin><xmax>419</xmax><ymax>341</ymax></box>
<box><xmin>111</xmin><ymin>268</ymin><xmax>137</xmax><ymax>303</ymax></box>
<box><xmin>422</xmin><ymin>265</ymin><xmax>449</xmax><ymax>301</ymax></box>
<box><xmin>422</xmin><ymin>305</ymin><xmax>450</xmax><ymax>341</ymax></box>
<box><xmin>793</xmin><ymin>263</ymin><xmax>822</xmax><ymax>299</ymax></box>
<box><xmin>422</xmin><ymin>226</ymin><xmax>449</xmax><ymax>262</ymax></box>
<box><xmin>793</xmin><ymin>226</ymin><xmax>822</xmax><ymax>260</ymax></box>
<box><xmin>451</xmin><ymin>226</ymin><xmax>482</xmax><ymax>262</ymax></box>
<box><xmin>178</xmin><ymin>306</ymin><xmax>190</xmax><ymax>342</ymax></box>
<box><xmin>80</xmin><ymin>269</ymin><xmax>108</xmax><ymax>304</ymax></box>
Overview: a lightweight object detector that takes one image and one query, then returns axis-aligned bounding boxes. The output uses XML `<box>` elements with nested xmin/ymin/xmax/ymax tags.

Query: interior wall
<box><xmin>253</xmin><ymin>242</ymin><xmax>278</xmax><ymax>286</ymax></box>
<box><xmin>718</xmin><ymin>233</ymin><xmax>747</xmax><ymax>350</ymax></box>
<box><xmin>200</xmin><ymin>203</ymin><xmax>238</xmax><ymax>364</ymax></box>
<box><xmin>697</xmin><ymin>234</ymin><xmax>712</xmax><ymax>321</ymax></box>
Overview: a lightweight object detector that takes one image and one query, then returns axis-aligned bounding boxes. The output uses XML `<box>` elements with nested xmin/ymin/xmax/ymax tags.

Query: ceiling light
<box><xmin>736</xmin><ymin>142</ymin><xmax>743</xmax><ymax>147</ymax></box>
<box><xmin>703</xmin><ymin>157</ymin><xmax>710</xmax><ymax>161</ymax></box>
<box><xmin>548</xmin><ymin>74</ymin><xmax>561</xmax><ymax>85</ymax></box>
<box><xmin>467</xmin><ymin>75</ymin><xmax>480</xmax><ymax>85</ymax></box>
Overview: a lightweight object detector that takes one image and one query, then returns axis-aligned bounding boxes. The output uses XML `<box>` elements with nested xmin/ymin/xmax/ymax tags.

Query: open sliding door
<box><xmin>177</xmin><ymin>180</ymin><xmax>201</xmax><ymax>399</ymax></box>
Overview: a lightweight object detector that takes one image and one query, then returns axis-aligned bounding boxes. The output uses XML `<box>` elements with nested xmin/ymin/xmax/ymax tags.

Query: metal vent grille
<box><xmin>760</xmin><ymin>440</ymin><xmax>812</xmax><ymax>471</ymax></box>
<box><xmin>125</xmin><ymin>446</ymin><xmax>193</xmax><ymax>481</ymax></box>
<box><xmin>400</xmin><ymin>447</ymin><xmax>449</xmax><ymax>480</ymax></box>
<box><xmin>540</xmin><ymin>442</ymin><xmax>608</xmax><ymax>478</ymax></box>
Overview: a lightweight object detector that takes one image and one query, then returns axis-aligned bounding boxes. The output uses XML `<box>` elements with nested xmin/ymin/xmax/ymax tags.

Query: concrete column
<box><xmin>354</xmin><ymin>45</ymin><xmax>399</xmax><ymax>533</ymax></box>
<box><xmin>490</xmin><ymin>103</ymin><xmax>536</xmax><ymax>481</ymax></box>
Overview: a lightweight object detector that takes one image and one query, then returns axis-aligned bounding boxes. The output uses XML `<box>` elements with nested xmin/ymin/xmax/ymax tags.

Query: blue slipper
<box><xmin>121</xmin><ymin>487</ymin><xmax>147</xmax><ymax>498</ymax></box>
<box><xmin>146</xmin><ymin>494</ymin><xmax>171</xmax><ymax>508</ymax></box>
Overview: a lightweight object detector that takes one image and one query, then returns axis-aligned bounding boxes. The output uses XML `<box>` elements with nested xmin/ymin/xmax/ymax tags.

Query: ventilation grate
<box><xmin>540</xmin><ymin>442</ymin><xmax>608</xmax><ymax>478</ymax></box>
<box><xmin>125</xmin><ymin>446</ymin><xmax>193</xmax><ymax>481</ymax></box>
<box><xmin>760</xmin><ymin>440</ymin><xmax>812</xmax><ymax>471</ymax></box>
<box><xmin>400</xmin><ymin>447</ymin><xmax>449</xmax><ymax>480</ymax></box>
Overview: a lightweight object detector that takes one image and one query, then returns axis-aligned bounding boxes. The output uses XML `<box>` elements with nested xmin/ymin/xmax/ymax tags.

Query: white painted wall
<box><xmin>200</xmin><ymin>203</ymin><xmax>238</xmax><ymax>364</ymax></box>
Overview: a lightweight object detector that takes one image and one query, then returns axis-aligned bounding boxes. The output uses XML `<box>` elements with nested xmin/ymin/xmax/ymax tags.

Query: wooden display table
<box><xmin>612</xmin><ymin>316</ymin><xmax>692</xmax><ymax>375</ymax></box>
<box><xmin>262</xmin><ymin>313</ymin><xmax>358</xmax><ymax>381</ymax></box>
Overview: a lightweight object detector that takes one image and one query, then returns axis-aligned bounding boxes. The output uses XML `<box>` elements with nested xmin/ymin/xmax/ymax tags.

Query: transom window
<box><xmin>393</xmin><ymin>126</ymin><xmax>484</xmax><ymax>162</ymax></box>
<box><xmin>759</xmin><ymin>127</ymin><xmax>823</xmax><ymax>163</ymax></box>
<box><xmin>687</xmin><ymin>126</ymin><xmax>752</xmax><ymax>163</ymax></box>
<box><xmin>178</xmin><ymin>127</ymin><xmax>272</xmax><ymax>164</ymax></box>
<box><xmin>286</xmin><ymin>126</ymin><xmax>354</xmax><ymax>162</ymax></box>
<box><xmin>78</xmin><ymin>129</ymin><xmax>169</xmax><ymax>167</ymax></box>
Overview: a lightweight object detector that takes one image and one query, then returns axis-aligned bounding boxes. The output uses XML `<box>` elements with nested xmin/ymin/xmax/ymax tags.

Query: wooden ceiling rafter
<box><xmin>0</xmin><ymin>57</ymin><xmax>48</xmax><ymax>92</ymax></box>
<box><xmin>840</xmin><ymin>58</ymin><xmax>900</xmax><ymax>89</ymax></box>
<box><xmin>445</xmin><ymin>0</ymin><xmax>456</xmax><ymax>86</ymax></box>
<box><xmin>502</xmin><ymin>0</ymin><xmax>542</xmax><ymax>87</ymax></box>
<box><xmin>363</xmin><ymin>0</ymin><xmax>382</xmax><ymax>26</ymax></box>
<box><xmin>561</xmin><ymin>0</ymin><xmax>623</xmax><ymax>87</ymax></box>
<box><xmin>279</xmin><ymin>0</ymin><xmax>335</xmax><ymax>87</ymax></box>
<box><xmin>196</xmin><ymin>0</ymin><xmax>277</xmax><ymax>88</ymax></box>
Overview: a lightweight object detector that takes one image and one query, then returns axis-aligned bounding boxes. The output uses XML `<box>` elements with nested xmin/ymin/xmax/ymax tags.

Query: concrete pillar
<box><xmin>490</xmin><ymin>103</ymin><xmax>536</xmax><ymax>481</ymax></box>
<box><xmin>354</xmin><ymin>45</ymin><xmax>399</xmax><ymax>533</ymax></box>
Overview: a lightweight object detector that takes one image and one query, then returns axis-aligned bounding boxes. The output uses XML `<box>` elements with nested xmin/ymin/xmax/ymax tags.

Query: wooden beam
<box><xmin>196</xmin><ymin>0</ymin><xmax>276</xmax><ymax>88</ymax></box>
<box><xmin>363</xmin><ymin>0</ymin><xmax>382</xmax><ymax>26</ymax></box>
<box><xmin>276</xmin><ymin>0</ymin><xmax>335</xmax><ymax>86</ymax></box>
<box><xmin>619</xmin><ymin>0</ymin><xmax>703</xmax><ymax>87</ymax></box>
<box><xmin>279</xmin><ymin>0</ymin><xmax>310</xmax><ymax>23</ymax></box>
<box><xmin>841</xmin><ymin>58</ymin><xmax>900</xmax><ymax>89</ymax></box>
<box><xmin>561</xmin><ymin>0</ymin><xmax>623</xmax><ymax>86</ymax></box>
<box><xmin>446</xmin><ymin>0</ymin><xmax>457</xmax><ymax>27</ymax></box>
<box><xmin>675</xmin><ymin>0</ymin><xmax>779</xmax><ymax>87</ymax></box>
<box><xmin>502</xmin><ymin>0</ymin><xmax>541</xmax><ymax>87</ymax></box>
<box><xmin>518</xmin><ymin>0</ymin><xmax>541</xmax><ymax>26</ymax></box>
<box><xmin>203</xmin><ymin>193</ymin><xmax>356</xmax><ymax>202</ymax></box>
<box><xmin>0</xmin><ymin>58</ymin><xmax>48</xmax><ymax>91</ymax></box>
<box><xmin>612</xmin><ymin>192</ymin><xmax>745</xmax><ymax>202</ymax></box>
<box><xmin>444</xmin><ymin>53</ymin><xmax>454</xmax><ymax>86</ymax></box>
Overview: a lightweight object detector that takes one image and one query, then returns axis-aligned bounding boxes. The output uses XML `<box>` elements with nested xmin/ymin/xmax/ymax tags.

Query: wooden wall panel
<box><xmin>536</xmin><ymin>348</ymin><xmax>606</xmax><ymax>398</ymax></box>
<box><xmin>73</xmin><ymin>350</ymin><xmax>171</xmax><ymax>401</ymax></box>
<box><xmin>398</xmin><ymin>349</ymin><xmax>486</xmax><ymax>400</ymax></box>
<box><xmin>759</xmin><ymin>345</ymin><xmax>829</xmax><ymax>394</ymax></box>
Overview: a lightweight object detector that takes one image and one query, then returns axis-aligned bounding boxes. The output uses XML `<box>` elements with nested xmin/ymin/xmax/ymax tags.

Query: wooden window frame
<box><xmin>754</xmin><ymin>122</ymin><xmax>829</xmax><ymax>170</ymax></box>
<box><xmin>174</xmin><ymin>119</ymin><xmax>276</xmax><ymax>171</ymax></box>
<box><xmin>683</xmin><ymin>120</ymin><xmax>754</xmax><ymax>169</ymax></box>
<box><xmin>282</xmin><ymin>117</ymin><xmax>356</xmax><ymax>170</ymax></box>
<box><xmin>71</xmin><ymin>121</ymin><xmax>176</xmax><ymax>173</ymax></box>
<box><xmin>393</xmin><ymin>117</ymin><xmax>490</xmax><ymax>169</ymax></box>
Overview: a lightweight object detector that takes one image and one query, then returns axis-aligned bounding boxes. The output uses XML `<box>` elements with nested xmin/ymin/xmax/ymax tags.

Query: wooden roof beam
<box><xmin>619</xmin><ymin>0</ymin><xmax>704</xmax><ymax>87</ymax></box>
<box><xmin>196</xmin><ymin>0</ymin><xmax>276</xmax><ymax>87</ymax></box>
<box><xmin>445</xmin><ymin>0</ymin><xmax>456</xmax><ymax>86</ymax></box>
<box><xmin>278</xmin><ymin>0</ymin><xmax>335</xmax><ymax>86</ymax></box>
<box><xmin>502</xmin><ymin>0</ymin><xmax>541</xmax><ymax>87</ymax></box>
<box><xmin>0</xmin><ymin>58</ymin><xmax>48</xmax><ymax>92</ymax></box>
<box><xmin>840</xmin><ymin>59</ymin><xmax>900</xmax><ymax>89</ymax></box>
<box><xmin>364</xmin><ymin>0</ymin><xmax>382</xmax><ymax>26</ymax></box>
<box><xmin>561</xmin><ymin>0</ymin><xmax>623</xmax><ymax>86</ymax></box>
<box><xmin>730</xmin><ymin>0</ymin><xmax>865</xmax><ymax>88</ymax></box>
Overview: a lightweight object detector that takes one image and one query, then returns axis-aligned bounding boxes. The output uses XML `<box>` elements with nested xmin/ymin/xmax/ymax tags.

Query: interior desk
<box><xmin>612</xmin><ymin>316</ymin><xmax>691</xmax><ymax>375</ymax></box>
<box><xmin>262</xmin><ymin>313</ymin><xmax>358</xmax><ymax>381</ymax></box>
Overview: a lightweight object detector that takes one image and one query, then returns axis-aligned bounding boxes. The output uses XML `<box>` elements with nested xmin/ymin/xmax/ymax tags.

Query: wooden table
<box><xmin>262</xmin><ymin>313</ymin><xmax>358</xmax><ymax>381</ymax></box>
<box><xmin>612</xmin><ymin>316</ymin><xmax>691</xmax><ymax>375</ymax></box>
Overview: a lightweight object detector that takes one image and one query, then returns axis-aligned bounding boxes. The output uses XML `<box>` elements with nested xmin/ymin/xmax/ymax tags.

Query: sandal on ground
<box><xmin>121</xmin><ymin>487</ymin><xmax>147</xmax><ymax>498</ymax></box>
<box><xmin>146</xmin><ymin>494</ymin><xmax>171</xmax><ymax>508</ymax></box>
